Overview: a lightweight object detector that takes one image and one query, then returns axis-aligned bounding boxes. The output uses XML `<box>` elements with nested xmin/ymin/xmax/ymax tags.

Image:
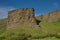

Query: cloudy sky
<box><xmin>0</xmin><ymin>0</ymin><xmax>60</xmax><ymax>19</ymax></box>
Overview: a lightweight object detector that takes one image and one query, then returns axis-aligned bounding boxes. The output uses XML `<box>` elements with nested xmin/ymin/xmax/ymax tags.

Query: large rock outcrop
<box><xmin>7</xmin><ymin>8</ymin><xmax>40</xmax><ymax>31</ymax></box>
<box><xmin>36</xmin><ymin>10</ymin><xmax>60</xmax><ymax>22</ymax></box>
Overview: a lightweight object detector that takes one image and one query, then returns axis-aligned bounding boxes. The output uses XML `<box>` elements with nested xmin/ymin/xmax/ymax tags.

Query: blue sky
<box><xmin>0</xmin><ymin>0</ymin><xmax>60</xmax><ymax>18</ymax></box>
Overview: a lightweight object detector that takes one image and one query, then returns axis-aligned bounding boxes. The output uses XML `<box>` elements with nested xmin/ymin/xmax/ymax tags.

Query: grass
<box><xmin>28</xmin><ymin>37</ymin><xmax>60</xmax><ymax>40</ymax></box>
<box><xmin>40</xmin><ymin>21</ymin><xmax>60</xmax><ymax>34</ymax></box>
<box><xmin>0</xmin><ymin>19</ymin><xmax>60</xmax><ymax>40</ymax></box>
<box><xmin>5</xmin><ymin>22</ymin><xmax>60</xmax><ymax>40</ymax></box>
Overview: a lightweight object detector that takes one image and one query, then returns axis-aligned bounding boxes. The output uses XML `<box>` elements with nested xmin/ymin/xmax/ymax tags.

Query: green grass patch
<box><xmin>0</xmin><ymin>19</ymin><xmax>60</xmax><ymax>40</ymax></box>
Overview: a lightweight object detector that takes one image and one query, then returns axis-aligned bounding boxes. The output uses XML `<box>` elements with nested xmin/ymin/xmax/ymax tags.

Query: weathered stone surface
<box><xmin>7</xmin><ymin>8</ymin><xmax>40</xmax><ymax>31</ymax></box>
<box><xmin>37</xmin><ymin>10</ymin><xmax>60</xmax><ymax>22</ymax></box>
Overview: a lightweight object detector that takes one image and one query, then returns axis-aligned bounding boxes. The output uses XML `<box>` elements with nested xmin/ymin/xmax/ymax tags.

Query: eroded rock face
<box><xmin>37</xmin><ymin>10</ymin><xmax>60</xmax><ymax>22</ymax></box>
<box><xmin>7</xmin><ymin>8</ymin><xmax>40</xmax><ymax>31</ymax></box>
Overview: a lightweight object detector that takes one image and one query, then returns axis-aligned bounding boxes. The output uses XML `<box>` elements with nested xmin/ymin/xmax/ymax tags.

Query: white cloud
<box><xmin>53</xmin><ymin>3</ymin><xmax>59</xmax><ymax>7</ymax></box>
<box><xmin>0</xmin><ymin>6</ymin><xmax>16</xmax><ymax>19</ymax></box>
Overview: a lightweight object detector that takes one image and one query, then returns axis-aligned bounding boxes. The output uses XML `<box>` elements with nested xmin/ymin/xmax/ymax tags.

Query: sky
<box><xmin>0</xmin><ymin>0</ymin><xmax>60</xmax><ymax>19</ymax></box>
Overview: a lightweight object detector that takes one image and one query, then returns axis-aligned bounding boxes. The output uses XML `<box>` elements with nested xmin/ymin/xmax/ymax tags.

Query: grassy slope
<box><xmin>40</xmin><ymin>21</ymin><xmax>60</xmax><ymax>34</ymax></box>
<box><xmin>0</xmin><ymin>18</ymin><xmax>7</xmax><ymax>30</ymax></box>
<box><xmin>0</xmin><ymin>19</ymin><xmax>60</xmax><ymax>40</ymax></box>
<box><xmin>5</xmin><ymin>21</ymin><xmax>60</xmax><ymax>40</ymax></box>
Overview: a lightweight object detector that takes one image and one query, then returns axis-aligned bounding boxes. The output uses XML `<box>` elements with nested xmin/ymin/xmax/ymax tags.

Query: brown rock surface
<box><xmin>36</xmin><ymin>10</ymin><xmax>60</xmax><ymax>22</ymax></box>
<box><xmin>7</xmin><ymin>8</ymin><xmax>40</xmax><ymax>31</ymax></box>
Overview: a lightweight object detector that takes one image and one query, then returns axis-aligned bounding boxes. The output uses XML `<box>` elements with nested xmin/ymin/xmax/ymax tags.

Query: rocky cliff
<box><xmin>7</xmin><ymin>8</ymin><xmax>40</xmax><ymax>31</ymax></box>
<box><xmin>36</xmin><ymin>10</ymin><xmax>60</xmax><ymax>22</ymax></box>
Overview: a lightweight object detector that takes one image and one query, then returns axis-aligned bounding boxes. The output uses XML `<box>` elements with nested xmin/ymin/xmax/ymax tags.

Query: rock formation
<box><xmin>7</xmin><ymin>8</ymin><xmax>40</xmax><ymax>31</ymax></box>
<box><xmin>36</xmin><ymin>10</ymin><xmax>60</xmax><ymax>22</ymax></box>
